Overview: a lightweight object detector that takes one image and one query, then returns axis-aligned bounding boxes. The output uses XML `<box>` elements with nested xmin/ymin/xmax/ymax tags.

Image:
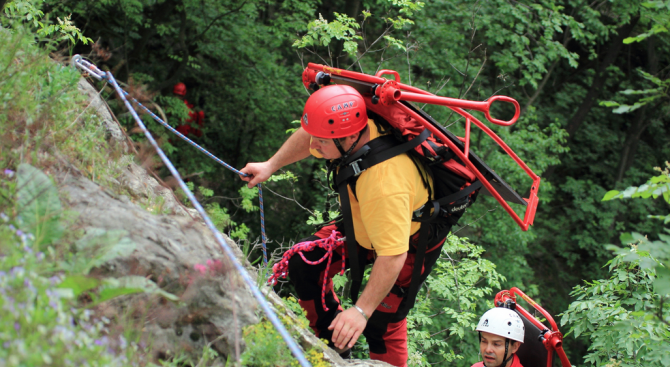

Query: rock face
<box><xmin>77</xmin><ymin>78</ymin><xmax>126</xmax><ymax>144</ymax></box>
<box><xmin>58</xmin><ymin>171</ymin><xmax>257</xmax><ymax>361</ymax></box>
<box><xmin>72</xmin><ymin>75</ymin><xmax>393</xmax><ymax>366</ymax></box>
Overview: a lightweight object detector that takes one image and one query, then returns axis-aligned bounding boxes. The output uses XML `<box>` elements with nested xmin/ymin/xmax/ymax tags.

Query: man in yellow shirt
<box><xmin>241</xmin><ymin>85</ymin><xmax>463</xmax><ymax>366</ymax></box>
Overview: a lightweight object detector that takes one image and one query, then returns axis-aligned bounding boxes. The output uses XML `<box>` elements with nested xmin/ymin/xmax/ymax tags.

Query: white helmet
<box><xmin>476</xmin><ymin>308</ymin><xmax>525</xmax><ymax>343</ymax></box>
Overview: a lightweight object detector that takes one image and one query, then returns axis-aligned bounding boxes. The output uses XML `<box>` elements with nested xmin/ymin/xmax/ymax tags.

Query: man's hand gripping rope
<box><xmin>268</xmin><ymin>230</ymin><xmax>345</xmax><ymax>312</ymax></box>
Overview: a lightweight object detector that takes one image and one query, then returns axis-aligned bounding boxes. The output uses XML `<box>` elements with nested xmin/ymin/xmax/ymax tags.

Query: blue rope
<box><xmin>72</xmin><ymin>57</ymin><xmax>307</xmax><ymax>366</ymax></box>
<box><xmin>257</xmin><ymin>185</ymin><xmax>268</xmax><ymax>264</ymax></box>
<box><xmin>73</xmin><ymin>53</ymin><xmax>268</xmax><ymax>265</ymax></box>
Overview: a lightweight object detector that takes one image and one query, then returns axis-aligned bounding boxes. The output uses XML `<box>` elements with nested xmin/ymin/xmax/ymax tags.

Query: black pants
<box><xmin>287</xmin><ymin>223</ymin><xmax>447</xmax><ymax>366</ymax></box>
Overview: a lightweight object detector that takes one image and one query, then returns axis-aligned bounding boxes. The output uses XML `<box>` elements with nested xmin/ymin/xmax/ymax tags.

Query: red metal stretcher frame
<box><xmin>303</xmin><ymin>63</ymin><xmax>540</xmax><ymax>231</ymax></box>
<box><xmin>496</xmin><ymin>288</ymin><xmax>572</xmax><ymax>367</ymax></box>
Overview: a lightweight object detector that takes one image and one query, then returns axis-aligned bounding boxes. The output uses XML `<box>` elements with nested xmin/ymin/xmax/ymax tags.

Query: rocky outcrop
<box><xmin>77</xmin><ymin>78</ymin><xmax>126</xmax><ymax>144</ymax></box>
<box><xmin>58</xmin><ymin>170</ymin><xmax>256</xmax><ymax>361</ymax></box>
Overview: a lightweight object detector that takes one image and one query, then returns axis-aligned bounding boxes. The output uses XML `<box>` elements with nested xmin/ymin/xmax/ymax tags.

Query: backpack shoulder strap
<box><xmin>336</xmin><ymin>129</ymin><xmax>430</xmax><ymax>187</ymax></box>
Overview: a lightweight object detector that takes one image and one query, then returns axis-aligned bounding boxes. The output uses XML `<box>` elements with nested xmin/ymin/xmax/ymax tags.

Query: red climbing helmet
<box><xmin>301</xmin><ymin>85</ymin><xmax>368</xmax><ymax>139</ymax></box>
<box><xmin>173</xmin><ymin>82</ymin><xmax>187</xmax><ymax>96</ymax></box>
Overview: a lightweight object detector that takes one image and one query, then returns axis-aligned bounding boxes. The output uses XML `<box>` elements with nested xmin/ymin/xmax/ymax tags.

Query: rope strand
<box><xmin>269</xmin><ymin>230</ymin><xmax>345</xmax><ymax>311</ymax></box>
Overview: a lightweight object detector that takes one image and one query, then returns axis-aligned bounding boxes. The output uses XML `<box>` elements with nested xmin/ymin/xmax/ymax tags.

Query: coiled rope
<box><xmin>71</xmin><ymin>56</ymin><xmax>308</xmax><ymax>367</ymax></box>
<box><xmin>268</xmin><ymin>230</ymin><xmax>345</xmax><ymax>311</ymax></box>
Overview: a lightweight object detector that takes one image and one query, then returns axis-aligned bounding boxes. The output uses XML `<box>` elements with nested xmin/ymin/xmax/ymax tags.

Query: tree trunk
<box><xmin>128</xmin><ymin>0</ymin><xmax>177</xmax><ymax>62</ymax></box>
<box><xmin>333</xmin><ymin>0</ymin><xmax>361</xmax><ymax>68</ymax></box>
<box><xmin>541</xmin><ymin>16</ymin><xmax>640</xmax><ymax>180</ymax></box>
<box><xmin>156</xmin><ymin>9</ymin><xmax>190</xmax><ymax>91</ymax></box>
<box><xmin>615</xmin><ymin>106</ymin><xmax>650</xmax><ymax>183</ymax></box>
<box><xmin>563</xmin><ymin>16</ymin><xmax>640</xmax><ymax>139</ymax></box>
<box><xmin>614</xmin><ymin>36</ymin><xmax>659</xmax><ymax>184</ymax></box>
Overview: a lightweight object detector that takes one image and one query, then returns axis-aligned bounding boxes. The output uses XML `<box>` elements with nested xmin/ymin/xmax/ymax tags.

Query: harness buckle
<box><xmin>413</xmin><ymin>205</ymin><xmax>425</xmax><ymax>219</ymax></box>
<box><xmin>350</xmin><ymin>159</ymin><xmax>365</xmax><ymax>176</ymax></box>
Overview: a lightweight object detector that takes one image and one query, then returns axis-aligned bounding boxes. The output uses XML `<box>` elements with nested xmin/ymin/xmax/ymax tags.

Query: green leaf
<box><xmin>653</xmin><ymin>266</ymin><xmax>670</xmax><ymax>296</ymax></box>
<box><xmin>97</xmin><ymin>287</ymin><xmax>144</xmax><ymax>303</ymax></box>
<box><xmin>602</xmin><ymin>190</ymin><xmax>620</xmax><ymax>201</ymax></box>
<box><xmin>612</xmin><ymin>105</ymin><xmax>632</xmax><ymax>114</ymax></box>
<box><xmin>98</xmin><ymin>276</ymin><xmax>179</xmax><ymax>303</ymax></box>
<box><xmin>75</xmin><ymin>229</ymin><xmax>137</xmax><ymax>274</ymax></box>
<box><xmin>599</xmin><ymin>101</ymin><xmax>620</xmax><ymax>107</ymax></box>
<box><xmin>16</xmin><ymin>163</ymin><xmax>63</xmax><ymax>246</ymax></box>
<box><xmin>57</xmin><ymin>275</ymin><xmax>100</xmax><ymax>297</ymax></box>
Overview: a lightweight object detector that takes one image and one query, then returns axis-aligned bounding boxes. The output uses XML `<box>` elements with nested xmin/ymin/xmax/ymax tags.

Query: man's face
<box><xmin>309</xmin><ymin>134</ymin><xmax>357</xmax><ymax>160</ymax></box>
<box><xmin>480</xmin><ymin>332</ymin><xmax>520</xmax><ymax>367</ymax></box>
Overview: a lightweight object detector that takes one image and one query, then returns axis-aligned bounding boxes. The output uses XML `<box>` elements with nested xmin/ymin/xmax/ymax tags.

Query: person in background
<box><xmin>172</xmin><ymin>82</ymin><xmax>204</xmax><ymax>138</ymax></box>
<box><xmin>472</xmin><ymin>307</ymin><xmax>525</xmax><ymax>367</ymax></box>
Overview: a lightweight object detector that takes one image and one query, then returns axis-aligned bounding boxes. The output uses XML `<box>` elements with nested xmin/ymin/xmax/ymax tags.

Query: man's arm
<box><xmin>240</xmin><ymin>127</ymin><xmax>312</xmax><ymax>187</ymax></box>
<box><xmin>328</xmin><ymin>252</ymin><xmax>408</xmax><ymax>350</ymax></box>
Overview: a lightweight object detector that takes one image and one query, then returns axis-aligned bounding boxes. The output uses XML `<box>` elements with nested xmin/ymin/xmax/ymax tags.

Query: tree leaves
<box><xmin>16</xmin><ymin>163</ymin><xmax>63</xmax><ymax>247</ymax></box>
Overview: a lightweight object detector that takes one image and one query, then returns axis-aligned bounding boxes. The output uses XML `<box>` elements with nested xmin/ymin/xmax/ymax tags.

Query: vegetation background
<box><xmin>1</xmin><ymin>0</ymin><xmax>669</xmax><ymax>365</ymax></box>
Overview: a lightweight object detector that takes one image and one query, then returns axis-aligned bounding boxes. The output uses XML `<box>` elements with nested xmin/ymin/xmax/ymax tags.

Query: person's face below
<box><xmin>480</xmin><ymin>332</ymin><xmax>519</xmax><ymax>367</ymax></box>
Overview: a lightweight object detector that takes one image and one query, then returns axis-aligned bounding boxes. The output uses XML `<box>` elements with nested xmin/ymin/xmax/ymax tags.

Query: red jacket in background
<box><xmin>175</xmin><ymin>99</ymin><xmax>205</xmax><ymax>138</ymax></box>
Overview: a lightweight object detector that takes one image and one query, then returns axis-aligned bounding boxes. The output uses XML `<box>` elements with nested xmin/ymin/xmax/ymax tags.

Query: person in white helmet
<box><xmin>472</xmin><ymin>307</ymin><xmax>525</xmax><ymax>367</ymax></box>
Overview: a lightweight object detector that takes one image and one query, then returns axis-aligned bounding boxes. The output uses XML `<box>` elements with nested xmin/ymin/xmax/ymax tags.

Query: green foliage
<box><xmin>205</xmin><ymin>200</ymin><xmax>251</xmax><ymax>241</ymax></box>
<box><xmin>603</xmin><ymin>162</ymin><xmax>670</xmax><ymax>214</ymax></box>
<box><xmin>561</xmin><ymin>166</ymin><xmax>670</xmax><ymax>366</ymax></box>
<box><xmin>97</xmin><ymin>275</ymin><xmax>179</xmax><ymax>304</ymax></box>
<box><xmin>0</xmin><ymin>236</ymin><xmax>127</xmax><ymax>365</ymax></box>
<box><xmin>292</xmin><ymin>0</ymin><xmax>425</xmax><ymax>62</ymax></box>
<box><xmin>283</xmin><ymin>295</ymin><xmax>310</xmax><ymax>328</ymax></box>
<box><xmin>155</xmin><ymin>95</ymin><xmax>190</xmax><ymax>127</ymax></box>
<box><xmin>158</xmin><ymin>344</ymin><xmax>220</xmax><ymax>367</ymax></box>
<box><xmin>3</xmin><ymin>0</ymin><xmax>92</xmax><ymax>45</ymax></box>
<box><xmin>16</xmin><ymin>163</ymin><xmax>64</xmax><ymax>248</ymax></box>
<box><xmin>0</xmin><ymin>184</ymin><xmax>141</xmax><ymax>366</ymax></box>
<box><xmin>293</xmin><ymin>12</ymin><xmax>362</xmax><ymax>56</ymax></box>
<box><xmin>623</xmin><ymin>1</ymin><xmax>670</xmax><ymax>44</ymax></box>
<box><xmin>561</xmin><ymin>249</ymin><xmax>669</xmax><ymax>366</ymax></box>
<box><xmin>600</xmin><ymin>70</ymin><xmax>670</xmax><ymax>114</ymax></box>
<box><xmin>306</xmin><ymin>209</ymin><xmax>339</xmax><ymax>226</ymax></box>
<box><xmin>238</xmin><ymin>316</ymin><xmax>329</xmax><ymax>367</ymax></box>
<box><xmin>9</xmin><ymin>0</ymin><xmax>666</xmax><ymax>364</ymax></box>
<box><xmin>0</xmin><ymin>20</ymin><xmax>181</xmax><ymax>367</ymax></box>
<box><xmin>239</xmin><ymin>185</ymin><xmax>259</xmax><ymax>212</ymax></box>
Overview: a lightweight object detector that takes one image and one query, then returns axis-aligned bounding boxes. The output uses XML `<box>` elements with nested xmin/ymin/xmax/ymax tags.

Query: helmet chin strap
<box><xmin>333</xmin><ymin>125</ymin><xmax>367</xmax><ymax>165</ymax></box>
<box><xmin>499</xmin><ymin>339</ymin><xmax>513</xmax><ymax>367</ymax></box>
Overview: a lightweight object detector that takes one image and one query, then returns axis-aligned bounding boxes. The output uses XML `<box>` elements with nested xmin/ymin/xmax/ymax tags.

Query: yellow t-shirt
<box><xmin>310</xmin><ymin>120</ymin><xmax>431</xmax><ymax>256</ymax></box>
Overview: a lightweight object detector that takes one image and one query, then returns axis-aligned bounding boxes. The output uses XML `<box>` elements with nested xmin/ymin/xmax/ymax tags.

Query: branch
<box><xmin>420</xmin><ymin>76</ymin><xmax>451</xmax><ymax>110</ymax></box>
<box><xmin>520</xmin><ymin>59</ymin><xmax>557</xmax><ymax>116</ymax></box>
<box><xmin>520</xmin><ymin>27</ymin><xmax>572</xmax><ymax>116</ymax></box>
<box><xmin>192</xmin><ymin>0</ymin><xmax>248</xmax><ymax>42</ymax></box>
<box><xmin>461</xmin><ymin>49</ymin><xmax>487</xmax><ymax>100</ymax></box>
<box><xmin>347</xmin><ymin>25</ymin><xmax>394</xmax><ymax>70</ymax></box>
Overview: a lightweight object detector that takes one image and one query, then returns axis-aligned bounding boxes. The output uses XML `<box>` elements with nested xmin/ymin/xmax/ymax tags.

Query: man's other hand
<box><xmin>328</xmin><ymin>307</ymin><xmax>367</xmax><ymax>350</ymax></box>
<box><xmin>239</xmin><ymin>161</ymin><xmax>275</xmax><ymax>188</ymax></box>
